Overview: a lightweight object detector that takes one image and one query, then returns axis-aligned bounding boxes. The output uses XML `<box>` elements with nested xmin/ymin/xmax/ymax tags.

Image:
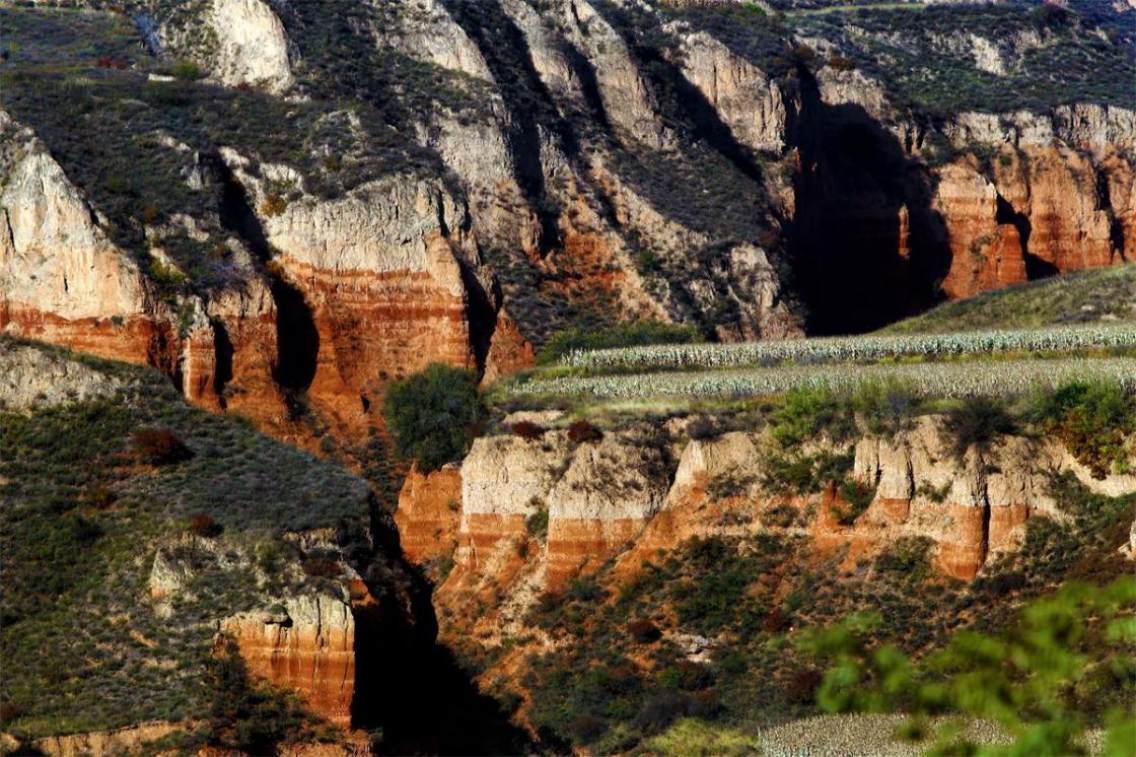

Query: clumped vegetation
<box><xmin>800</xmin><ymin>576</ymin><xmax>1136</xmax><ymax>755</ymax></box>
<box><xmin>504</xmin><ymin>467</ymin><xmax>1135</xmax><ymax>753</ymax></box>
<box><xmin>0</xmin><ymin>343</ymin><xmax>378</xmax><ymax>739</ymax></box>
<box><xmin>560</xmin><ymin>324</ymin><xmax>1136</xmax><ymax>371</ymax></box>
<box><xmin>940</xmin><ymin>396</ymin><xmax>1017</xmax><ymax>460</ymax></box>
<box><xmin>1031</xmin><ymin>381</ymin><xmax>1135</xmax><ymax>478</ymax></box>
<box><xmin>516</xmin><ymin>357</ymin><xmax>1136</xmax><ymax>403</ymax></box>
<box><xmin>383</xmin><ymin>364</ymin><xmax>487</xmax><ymax>472</ymax></box>
<box><xmin>539</xmin><ymin>321</ymin><xmax>704</xmax><ymax>365</ymax></box>
<box><xmin>793</xmin><ymin>2</ymin><xmax>1136</xmax><ymax>115</ymax></box>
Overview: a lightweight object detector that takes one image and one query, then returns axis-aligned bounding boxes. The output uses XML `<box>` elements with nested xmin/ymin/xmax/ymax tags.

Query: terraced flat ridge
<box><xmin>515</xmin><ymin>356</ymin><xmax>1136</xmax><ymax>400</ymax></box>
<box><xmin>558</xmin><ymin>324</ymin><xmax>1136</xmax><ymax>371</ymax></box>
<box><xmin>882</xmin><ymin>264</ymin><xmax>1136</xmax><ymax>335</ymax></box>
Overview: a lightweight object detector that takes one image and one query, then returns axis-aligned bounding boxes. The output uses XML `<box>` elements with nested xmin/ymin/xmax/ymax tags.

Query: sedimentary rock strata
<box><xmin>221</xmin><ymin>596</ymin><xmax>356</xmax><ymax>727</ymax></box>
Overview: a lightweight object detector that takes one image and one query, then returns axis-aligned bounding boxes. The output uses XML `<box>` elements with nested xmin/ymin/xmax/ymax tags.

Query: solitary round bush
<box><xmin>382</xmin><ymin>364</ymin><xmax>486</xmax><ymax>472</ymax></box>
<box><xmin>567</xmin><ymin>419</ymin><xmax>603</xmax><ymax>445</ymax></box>
<box><xmin>133</xmin><ymin>427</ymin><xmax>193</xmax><ymax>465</ymax></box>
<box><xmin>511</xmin><ymin>420</ymin><xmax>545</xmax><ymax>440</ymax></box>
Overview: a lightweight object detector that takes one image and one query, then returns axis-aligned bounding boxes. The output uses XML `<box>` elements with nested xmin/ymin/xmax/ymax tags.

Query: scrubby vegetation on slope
<box><xmin>492</xmin><ymin>476</ymin><xmax>1133</xmax><ymax>753</ymax></box>
<box><xmin>792</xmin><ymin>1</ymin><xmax>1136</xmax><ymax>115</ymax></box>
<box><xmin>882</xmin><ymin>264</ymin><xmax>1136</xmax><ymax>335</ymax></box>
<box><xmin>0</xmin><ymin>339</ymin><xmax>373</xmax><ymax>743</ymax></box>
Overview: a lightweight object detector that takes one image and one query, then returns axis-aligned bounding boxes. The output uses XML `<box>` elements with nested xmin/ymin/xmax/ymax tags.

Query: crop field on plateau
<box><xmin>517</xmin><ymin>357</ymin><xmax>1136</xmax><ymax>400</ymax></box>
<box><xmin>560</xmin><ymin>324</ymin><xmax>1136</xmax><ymax>371</ymax></box>
<box><xmin>506</xmin><ymin>323</ymin><xmax>1136</xmax><ymax>403</ymax></box>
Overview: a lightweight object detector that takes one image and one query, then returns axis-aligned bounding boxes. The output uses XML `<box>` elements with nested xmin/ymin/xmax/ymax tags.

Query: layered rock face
<box><xmin>399</xmin><ymin>419</ymin><xmax>1136</xmax><ymax>626</ymax></box>
<box><xmin>0</xmin><ymin>110</ymin><xmax>481</xmax><ymax>449</ymax></box>
<box><xmin>0</xmin><ymin>141</ymin><xmax>158</xmax><ymax>364</ymax></box>
<box><xmin>4</xmin><ymin>1</ymin><xmax>1134</xmax><ymax>437</ymax></box>
<box><xmin>934</xmin><ymin>118</ymin><xmax>1131</xmax><ymax>299</ymax></box>
<box><xmin>221</xmin><ymin>596</ymin><xmax>356</xmax><ymax>727</ymax></box>
<box><xmin>544</xmin><ymin>430</ymin><xmax>670</xmax><ymax>589</ymax></box>
<box><xmin>394</xmin><ymin>464</ymin><xmax>463</xmax><ymax>563</ymax></box>
<box><xmin>256</xmin><ymin>177</ymin><xmax>475</xmax><ymax>433</ymax></box>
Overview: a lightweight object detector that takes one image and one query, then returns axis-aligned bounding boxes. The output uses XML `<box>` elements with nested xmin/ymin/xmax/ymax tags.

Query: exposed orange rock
<box><xmin>481</xmin><ymin>308</ymin><xmax>535</xmax><ymax>386</ymax></box>
<box><xmin>220</xmin><ymin>597</ymin><xmax>355</xmax><ymax>728</ymax></box>
<box><xmin>988</xmin><ymin>503</ymin><xmax>1030</xmax><ymax>552</ymax></box>
<box><xmin>277</xmin><ymin>251</ymin><xmax>473</xmax><ymax>438</ymax></box>
<box><xmin>999</xmin><ymin>146</ymin><xmax>1116</xmax><ymax>273</ymax></box>
<box><xmin>935</xmin><ymin>158</ymin><xmax>1029</xmax><ymax>299</ymax></box>
<box><xmin>1100</xmin><ymin>152</ymin><xmax>1136</xmax><ymax>261</ymax></box>
<box><xmin>546</xmin><ymin>517</ymin><xmax>644</xmax><ymax>591</ymax></box>
<box><xmin>936</xmin><ymin>504</ymin><xmax>988</xmax><ymax>581</ymax></box>
<box><xmin>877</xmin><ymin>497</ymin><xmax>912</xmax><ymax>523</ymax></box>
<box><xmin>936</xmin><ymin>145</ymin><xmax>1129</xmax><ymax>300</ymax></box>
<box><xmin>0</xmin><ymin>305</ymin><xmax>167</xmax><ymax>369</ymax></box>
<box><xmin>394</xmin><ymin>464</ymin><xmax>463</xmax><ymax>563</ymax></box>
<box><xmin>454</xmin><ymin>512</ymin><xmax>528</xmax><ymax>572</ymax></box>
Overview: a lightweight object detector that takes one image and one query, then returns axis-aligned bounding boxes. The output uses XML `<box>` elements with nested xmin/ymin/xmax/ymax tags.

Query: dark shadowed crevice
<box><xmin>442</xmin><ymin>0</ymin><xmax>578</xmax><ymax>255</ymax></box>
<box><xmin>1096</xmin><ymin>166</ymin><xmax>1126</xmax><ymax>257</ymax></box>
<box><xmin>564</xmin><ymin>42</ymin><xmax>612</xmax><ymax>133</ymax></box>
<box><xmin>350</xmin><ymin>498</ymin><xmax>531</xmax><ymax>755</ymax></box>
<box><xmin>995</xmin><ymin>192</ymin><xmax>1055</xmax><ymax>280</ymax></box>
<box><xmin>590</xmin><ymin>0</ymin><xmax>766</xmax><ymax>187</ymax></box>
<box><xmin>208</xmin><ymin>154</ymin><xmax>319</xmax><ymax>393</ymax></box>
<box><xmin>995</xmin><ymin>193</ymin><xmax>1032</xmax><ymax>250</ymax></box>
<box><xmin>211</xmin><ymin>318</ymin><xmax>234</xmax><ymax>409</ymax></box>
<box><xmin>460</xmin><ymin>261</ymin><xmax>498</xmax><ymax>375</ymax></box>
<box><xmin>787</xmin><ymin>68</ymin><xmax>949</xmax><ymax>334</ymax></box>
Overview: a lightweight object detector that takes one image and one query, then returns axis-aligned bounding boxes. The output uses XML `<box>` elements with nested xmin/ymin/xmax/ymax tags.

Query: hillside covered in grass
<box><xmin>0</xmin><ymin>338</ymin><xmax>425</xmax><ymax>750</ymax></box>
<box><xmin>882</xmin><ymin>264</ymin><xmax>1136</xmax><ymax>334</ymax></box>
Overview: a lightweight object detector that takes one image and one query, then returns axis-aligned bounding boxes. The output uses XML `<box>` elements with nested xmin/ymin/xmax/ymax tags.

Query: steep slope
<box><xmin>2</xmin><ymin>2</ymin><xmax>1133</xmax><ymax>458</ymax></box>
<box><xmin>397</xmin><ymin>391</ymin><xmax>1136</xmax><ymax>752</ymax></box>
<box><xmin>881</xmin><ymin>262</ymin><xmax>1136</xmax><ymax>333</ymax></box>
<box><xmin>0</xmin><ymin>338</ymin><xmax>526</xmax><ymax>754</ymax></box>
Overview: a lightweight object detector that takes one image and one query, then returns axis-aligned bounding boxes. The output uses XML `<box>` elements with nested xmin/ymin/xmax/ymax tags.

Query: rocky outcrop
<box><xmin>244</xmin><ymin>171</ymin><xmax>477</xmax><ymax>434</ymax></box>
<box><xmin>425</xmin><ymin>415</ymin><xmax>1136</xmax><ymax>621</ymax></box>
<box><xmin>455</xmin><ymin>432</ymin><xmax>569</xmax><ymax>575</ymax></box>
<box><xmin>28</xmin><ymin>721</ymin><xmax>192</xmax><ymax>757</ymax></box>
<box><xmin>671</xmin><ymin>30</ymin><xmax>788</xmax><ymax>153</ymax></box>
<box><xmin>0</xmin><ymin>140</ymin><xmax>157</xmax><ymax>363</ymax></box>
<box><xmin>221</xmin><ymin>595</ymin><xmax>356</xmax><ymax>727</ymax></box>
<box><xmin>210</xmin><ymin>0</ymin><xmax>294</xmax><ymax>93</ymax></box>
<box><xmin>545</xmin><ymin>429</ymin><xmax>670</xmax><ymax>588</ymax></box>
<box><xmin>934</xmin><ymin>157</ymin><xmax>1029</xmax><ymax>298</ymax></box>
<box><xmin>0</xmin><ymin>338</ymin><xmax>123</xmax><ymax>409</ymax></box>
<box><xmin>394</xmin><ymin>464</ymin><xmax>463</xmax><ymax>563</ymax></box>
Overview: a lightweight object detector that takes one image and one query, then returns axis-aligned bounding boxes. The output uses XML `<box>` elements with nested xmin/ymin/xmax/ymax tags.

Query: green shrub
<box><xmin>382</xmin><ymin>364</ymin><xmax>486</xmax><ymax>472</ymax></box>
<box><xmin>526</xmin><ymin>507</ymin><xmax>549</xmax><ymax>540</ymax></box>
<box><xmin>834</xmin><ymin>479</ymin><xmax>876</xmax><ymax>526</ymax></box>
<box><xmin>1031</xmin><ymin>382</ymin><xmax>1134</xmax><ymax>478</ymax></box>
<box><xmin>762</xmin><ymin>450</ymin><xmax>853</xmax><ymax>496</ymax></box>
<box><xmin>537</xmin><ymin>321</ymin><xmax>702</xmax><ymax>365</ymax></box>
<box><xmin>850</xmin><ymin>380</ymin><xmax>919</xmax><ymax>436</ymax></box>
<box><xmin>169</xmin><ymin>59</ymin><xmax>204</xmax><ymax>81</ymax></box>
<box><xmin>799</xmin><ymin>577</ymin><xmax>1136</xmax><ymax>755</ymax></box>
<box><xmin>770</xmin><ymin>387</ymin><xmax>853</xmax><ymax>448</ymax></box>
<box><xmin>940</xmin><ymin>397</ymin><xmax>1016</xmax><ymax>459</ymax></box>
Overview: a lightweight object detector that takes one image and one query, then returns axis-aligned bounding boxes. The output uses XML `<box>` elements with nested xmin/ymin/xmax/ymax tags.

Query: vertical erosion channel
<box><xmin>210</xmin><ymin>154</ymin><xmax>319</xmax><ymax>394</ymax></box>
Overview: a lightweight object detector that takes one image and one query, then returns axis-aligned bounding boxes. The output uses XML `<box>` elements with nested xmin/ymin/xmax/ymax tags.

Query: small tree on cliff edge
<box><xmin>383</xmin><ymin>364</ymin><xmax>486</xmax><ymax>472</ymax></box>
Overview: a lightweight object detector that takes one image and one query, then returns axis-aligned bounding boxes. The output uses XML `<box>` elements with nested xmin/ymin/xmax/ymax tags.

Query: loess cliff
<box><xmin>396</xmin><ymin>404</ymin><xmax>1136</xmax><ymax>750</ymax></box>
<box><xmin>1</xmin><ymin>0</ymin><xmax>1134</xmax><ymax>454</ymax></box>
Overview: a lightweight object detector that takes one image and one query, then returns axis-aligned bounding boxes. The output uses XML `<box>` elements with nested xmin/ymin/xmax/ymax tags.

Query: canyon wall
<box><xmin>397</xmin><ymin>418</ymin><xmax>1136</xmax><ymax>639</ymax></box>
<box><xmin>3</xmin><ymin>2</ymin><xmax>1135</xmax><ymax>450</ymax></box>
